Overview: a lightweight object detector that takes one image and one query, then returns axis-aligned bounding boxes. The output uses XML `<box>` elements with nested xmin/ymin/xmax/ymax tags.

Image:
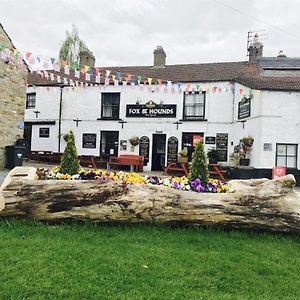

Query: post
<box><xmin>58</xmin><ymin>84</ymin><xmax>64</xmax><ymax>153</ymax></box>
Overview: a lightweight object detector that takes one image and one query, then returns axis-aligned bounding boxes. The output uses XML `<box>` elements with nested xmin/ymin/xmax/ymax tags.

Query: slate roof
<box><xmin>27</xmin><ymin>59</ymin><xmax>300</xmax><ymax>92</ymax></box>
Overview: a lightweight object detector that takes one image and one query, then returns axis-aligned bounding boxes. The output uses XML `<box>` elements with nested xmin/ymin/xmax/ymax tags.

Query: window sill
<box><xmin>97</xmin><ymin>118</ymin><xmax>122</xmax><ymax>121</ymax></box>
<box><xmin>179</xmin><ymin>118</ymin><xmax>207</xmax><ymax>122</ymax></box>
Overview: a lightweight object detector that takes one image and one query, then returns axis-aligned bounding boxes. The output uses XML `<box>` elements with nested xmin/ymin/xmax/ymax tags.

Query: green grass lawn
<box><xmin>0</xmin><ymin>220</ymin><xmax>300</xmax><ymax>299</ymax></box>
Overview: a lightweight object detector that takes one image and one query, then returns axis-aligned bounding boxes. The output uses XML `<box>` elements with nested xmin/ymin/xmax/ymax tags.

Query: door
<box><xmin>182</xmin><ymin>132</ymin><xmax>203</xmax><ymax>162</ymax></box>
<box><xmin>23</xmin><ymin>122</ymin><xmax>32</xmax><ymax>152</ymax></box>
<box><xmin>151</xmin><ymin>134</ymin><xmax>166</xmax><ymax>171</ymax></box>
<box><xmin>100</xmin><ymin>131</ymin><xmax>119</xmax><ymax>159</ymax></box>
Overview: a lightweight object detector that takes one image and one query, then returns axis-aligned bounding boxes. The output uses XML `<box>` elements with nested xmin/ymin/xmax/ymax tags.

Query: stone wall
<box><xmin>0</xmin><ymin>24</ymin><xmax>27</xmax><ymax>169</ymax></box>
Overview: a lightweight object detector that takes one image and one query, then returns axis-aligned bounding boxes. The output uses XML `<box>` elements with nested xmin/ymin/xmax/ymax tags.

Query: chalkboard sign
<box><xmin>139</xmin><ymin>136</ymin><xmax>150</xmax><ymax>166</ymax></box>
<box><xmin>238</xmin><ymin>98</ymin><xmax>251</xmax><ymax>119</ymax></box>
<box><xmin>216</xmin><ymin>133</ymin><xmax>228</xmax><ymax>162</ymax></box>
<box><xmin>167</xmin><ymin>136</ymin><xmax>178</xmax><ymax>163</ymax></box>
<box><xmin>205</xmin><ymin>136</ymin><xmax>216</xmax><ymax>144</ymax></box>
<box><xmin>82</xmin><ymin>133</ymin><xmax>96</xmax><ymax>149</ymax></box>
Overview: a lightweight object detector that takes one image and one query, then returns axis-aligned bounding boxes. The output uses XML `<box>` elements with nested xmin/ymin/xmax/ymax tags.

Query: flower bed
<box><xmin>36</xmin><ymin>168</ymin><xmax>231</xmax><ymax>193</ymax></box>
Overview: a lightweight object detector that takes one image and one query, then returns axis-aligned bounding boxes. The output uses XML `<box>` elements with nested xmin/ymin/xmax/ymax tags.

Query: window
<box><xmin>39</xmin><ymin>128</ymin><xmax>49</xmax><ymax>138</ymax></box>
<box><xmin>26</xmin><ymin>93</ymin><xmax>36</xmax><ymax>109</ymax></box>
<box><xmin>183</xmin><ymin>92</ymin><xmax>205</xmax><ymax>120</ymax></box>
<box><xmin>276</xmin><ymin>144</ymin><xmax>298</xmax><ymax>168</ymax></box>
<box><xmin>101</xmin><ymin>93</ymin><xmax>120</xmax><ymax>119</ymax></box>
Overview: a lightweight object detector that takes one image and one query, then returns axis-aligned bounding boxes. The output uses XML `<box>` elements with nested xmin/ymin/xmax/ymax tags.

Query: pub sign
<box><xmin>126</xmin><ymin>100</ymin><xmax>176</xmax><ymax>118</ymax></box>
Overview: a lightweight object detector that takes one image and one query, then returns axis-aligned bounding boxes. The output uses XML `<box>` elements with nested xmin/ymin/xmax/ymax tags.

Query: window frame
<box><xmin>100</xmin><ymin>92</ymin><xmax>121</xmax><ymax>120</ymax></box>
<box><xmin>275</xmin><ymin>143</ymin><xmax>298</xmax><ymax>169</ymax></box>
<box><xmin>182</xmin><ymin>91</ymin><xmax>206</xmax><ymax>120</ymax></box>
<box><xmin>39</xmin><ymin>127</ymin><xmax>50</xmax><ymax>138</ymax></box>
<box><xmin>26</xmin><ymin>93</ymin><xmax>36</xmax><ymax>109</ymax></box>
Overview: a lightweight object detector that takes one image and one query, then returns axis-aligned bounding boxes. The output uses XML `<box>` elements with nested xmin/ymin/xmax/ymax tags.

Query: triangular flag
<box><xmin>106</xmin><ymin>70</ymin><xmax>111</xmax><ymax>78</ymax></box>
<box><xmin>239</xmin><ymin>88</ymin><xmax>244</xmax><ymax>95</ymax></box>
<box><xmin>25</xmin><ymin>52</ymin><xmax>32</xmax><ymax>60</ymax></box>
<box><xmin>147</xmin><ymin>78</ymin><xmax>152</xmax><ymax>85</ymax></box>
<box><xmin>74</xmin><ymin>70</ymin><xmax>80</xmax><ymax>78</ymax></box>
<box><xmin>50</xmin><ymin>58</ymin><xmax>56</xmax><ymax>65</ymax></box>
<box><xmin>84</xmin><ymin>65</ymin><xmax>89</xmax><ymax>73</ymax></box>
<box><xmin>126</xmin><ymin>74</ymin><xmax>132</xmax><ymax>81</ymax></box>
<box><xmin>95</xmin><ymin>67</ymin><xmax>101</xmax><ymax>75</ymax></box>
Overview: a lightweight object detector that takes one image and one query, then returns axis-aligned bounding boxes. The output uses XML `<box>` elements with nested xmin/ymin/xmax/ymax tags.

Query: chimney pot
<box><xmin>248</xmin><ymin>34</ymin><xmax>263</xmax><ymax>63</ymax></box>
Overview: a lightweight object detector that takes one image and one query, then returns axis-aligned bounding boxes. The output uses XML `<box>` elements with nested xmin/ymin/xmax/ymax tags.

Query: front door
<box><xmin>23</xmin><ymin>122</ymin><xmax>32</xmax><ymax>152</ymax></box>
<box><xmin>100</xmin><ymin>131</ymin><xmax>119</xmax><ymax>159</ymax></box>
<box><xmin>151</xmin><ymin>134</ymin><xmax>166</xmax><ymax>171</ymax></box>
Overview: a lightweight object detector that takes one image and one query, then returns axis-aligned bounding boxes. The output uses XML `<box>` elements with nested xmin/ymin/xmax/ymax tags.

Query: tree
<box><xmin>59</xmin><ymin>25</ymin><xmax>88</xmax><ymax>69</ymax></box>
<box><xmin>188</xmin><ymin>141</ymin><xmax>209</xmax><ymax>186</ymax></box>
<box><xmin>59</xmin><ymin>131</ymin><xmax>80</xmax><ymax>175</ymax></box>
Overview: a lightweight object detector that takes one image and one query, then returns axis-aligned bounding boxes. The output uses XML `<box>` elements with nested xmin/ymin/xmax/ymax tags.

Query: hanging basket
<box><xmin>129</xmin><ymin>137</ymin><xmax>140</xmax><ymax>146</ymax></box>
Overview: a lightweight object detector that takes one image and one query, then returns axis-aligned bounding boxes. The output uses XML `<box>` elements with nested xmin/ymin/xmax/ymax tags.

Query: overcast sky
<box><xmin>1</xmin><ymin>0</ymin><xmax>300</xmax><ymax>67</ymax></box>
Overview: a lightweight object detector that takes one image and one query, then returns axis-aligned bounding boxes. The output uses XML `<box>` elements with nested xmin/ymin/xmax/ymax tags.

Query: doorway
<box><xmin>100</xmin><ymin>131</ymin><xmax>119</xmax><ymax>159</ymax></box>
<box><xmin>151</xmin><ymin>134</ymin><xmax>166</xmax><ymax>171</ymax></box>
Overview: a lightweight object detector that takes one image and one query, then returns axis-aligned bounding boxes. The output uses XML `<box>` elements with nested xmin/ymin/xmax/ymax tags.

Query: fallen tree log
<box><xmin>0</xmin><ymin>167</ymin><xmax>300</xmax><ymax>233</ymax></box>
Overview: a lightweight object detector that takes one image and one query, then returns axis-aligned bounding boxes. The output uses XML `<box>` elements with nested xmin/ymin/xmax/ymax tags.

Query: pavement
<box><xmin>1</xmin><ymin>161</ymin><xmax>300</xmax><ymax>192</ymax></box>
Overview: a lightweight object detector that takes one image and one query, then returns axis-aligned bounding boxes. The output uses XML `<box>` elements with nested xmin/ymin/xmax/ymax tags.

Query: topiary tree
<box><xmin>188</xmin><ymin>141</ymin><xmax>209</xmax><ymax>186</ymax></box>
<box><xmin>59</xmin><ymin>131</ymin><xmax>80</xmax><ymax>175</ymax></box>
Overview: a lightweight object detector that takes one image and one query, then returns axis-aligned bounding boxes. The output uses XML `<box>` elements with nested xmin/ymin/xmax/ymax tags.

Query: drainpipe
<box><xmin>58</xmin><ymin>83</ymin><xmax>64</xmax><ymax>153</ymax></box>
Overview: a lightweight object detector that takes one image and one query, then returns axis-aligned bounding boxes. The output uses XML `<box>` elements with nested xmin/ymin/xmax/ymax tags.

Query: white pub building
<box><xmin>25</xmin><ymin>39</ymin><xmax>300</xmax><ymax>182</ymax></box>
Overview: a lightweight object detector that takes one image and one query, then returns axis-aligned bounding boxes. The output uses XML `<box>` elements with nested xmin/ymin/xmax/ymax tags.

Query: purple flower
<box><xmin>206</xmin><ymin>183</ymin><xmax>217</xmax><ymax>193</ymax></box>
<box><xmin>196</xmin><ymin>185</ymin><xmax>205</xmax><ymax>193</ymax></box>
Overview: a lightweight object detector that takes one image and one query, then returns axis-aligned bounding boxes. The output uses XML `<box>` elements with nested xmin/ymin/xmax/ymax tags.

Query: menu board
<box><xmin>139</xmin><ymin>136</ymin><xmax>150</xmax><ymax>166</ymax></box>
<box><xmin>82</xmin><ymin>133</ymin><xmax>96</xmax><ymax>149</ymax></box>
<box><xmin>167</xmin><ymin>136</ymin><xmax>178</xmax><ymax>163</ymax></box>
<box><xmin>216</xmin><ymin>133</ymin><xmax>228</xmax><ymax>162</ymax></box>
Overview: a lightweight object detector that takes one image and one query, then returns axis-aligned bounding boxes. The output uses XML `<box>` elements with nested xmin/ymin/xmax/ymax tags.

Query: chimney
<box><xmin>79</xmin><ymin>49</ymin><xmax>95</xmax><ymax>69</ymax></box>
<box><xmin>153</xmin><ymin>46</ymin><xmax>166</xmax><ymax>68</ymax></box>
<box><xmin>277</xmin><ymin>50</ymin><xmax>287</xmax><ymax>58</ymax></box>
<box><xmin>248</xmin><ymin>34</ymin><xmax>263</xmax><ymax>63</ymax></box>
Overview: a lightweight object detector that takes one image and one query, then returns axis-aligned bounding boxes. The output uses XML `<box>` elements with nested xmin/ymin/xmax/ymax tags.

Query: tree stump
<box><xmin>1</xmin><ymin>167</ymin><xmax>300</xmax><ymax>233</ymax></box>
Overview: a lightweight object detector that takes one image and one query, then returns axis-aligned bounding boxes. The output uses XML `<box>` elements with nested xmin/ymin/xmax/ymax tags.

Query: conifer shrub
<box><xmin>188</xmin><ymin>141</ymin><xmax>209</xmax><ymax>186</ymax></box>
<box><xmin>59</xmin><ymin>131</ymin><xmax>81</xmax><ymax>175</ymax></box>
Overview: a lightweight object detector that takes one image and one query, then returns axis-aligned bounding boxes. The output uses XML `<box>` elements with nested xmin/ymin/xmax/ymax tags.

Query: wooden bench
<box><xmin>27</xmin><ymin>151</ymin><xmax>60</xmax><ymax>164</ymax></box>
<box><xmin>107</xmin><ymin>155</ymin><xmax>144</xmax><ymax>172</ymax></box>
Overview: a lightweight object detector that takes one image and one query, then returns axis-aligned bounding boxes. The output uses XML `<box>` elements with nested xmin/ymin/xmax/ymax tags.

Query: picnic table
<box><xmin>164</xmin><ymin>162</ymin><xmax>189</xmax><ymax>176</ymax></box>
<box><xmin>208</xmin><ymin>164</ymin><xmax>226</xmax><ymax>181</ymax></box>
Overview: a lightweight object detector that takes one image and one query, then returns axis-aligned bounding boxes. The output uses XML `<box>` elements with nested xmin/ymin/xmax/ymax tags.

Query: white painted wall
<box><xmin>25</xmin><ymin>81</ymin><xmax>300</xmax><ymax>171</ymax></box>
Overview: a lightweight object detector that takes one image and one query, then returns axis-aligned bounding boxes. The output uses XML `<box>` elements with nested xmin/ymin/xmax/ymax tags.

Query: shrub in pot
<box><xmin>239</xmin><ymin>136</ymin><xmax>254</xmax><ymax>166</ymax></box>
<box><xmin>178</xmin><ymin>149</ymin><xmax>188</xmax><ymax>163</ymax></box>
<box><xmin>207</xmin><ymin>148</ymin><xmax>219</xmax><ymax>164</ymax></box>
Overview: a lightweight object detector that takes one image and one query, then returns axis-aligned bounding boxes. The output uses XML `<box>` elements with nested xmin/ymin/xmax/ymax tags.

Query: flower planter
<box><xmin>239</xmin><ymin>158</ymin><xmax>250</xmax><ymax>166</ymax></box>
<box><xmin>178</xmin><ymin>156</ymin><xmax>188</xmax><ymax>163</ymax></box>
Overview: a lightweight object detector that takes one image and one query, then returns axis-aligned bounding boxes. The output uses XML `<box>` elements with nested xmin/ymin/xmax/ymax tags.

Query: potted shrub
<box><xmin>207</xmin><ymin>148</ymin><xmax>219</xmax><ymax>164</ymax></box>
<box><xmin>129</xmin><ymin>136</ymin><xmax>140</xmax><ymax>147</ymax></box>
<box><xmin>239</xmin><ymin>136</ymin><xmax>254</xmax><ymax>166</ymax></box>
<box><xmin>178</xmin><ymin>149</ymin><xmax>188</xmax><ymax>163</ymax></box>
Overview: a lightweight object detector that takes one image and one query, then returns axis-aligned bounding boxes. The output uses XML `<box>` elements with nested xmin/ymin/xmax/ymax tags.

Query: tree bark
<box><xmin>1</xmin><ymin>167</ymin><xmax>300</xmax><ymax>233</ymax></box>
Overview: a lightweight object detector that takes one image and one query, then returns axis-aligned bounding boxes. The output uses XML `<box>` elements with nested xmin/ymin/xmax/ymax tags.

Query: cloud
<box><xmin>1</xmin><ymin>0</ymin><xmax>300</xmax><ymax>67</ymax></box>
